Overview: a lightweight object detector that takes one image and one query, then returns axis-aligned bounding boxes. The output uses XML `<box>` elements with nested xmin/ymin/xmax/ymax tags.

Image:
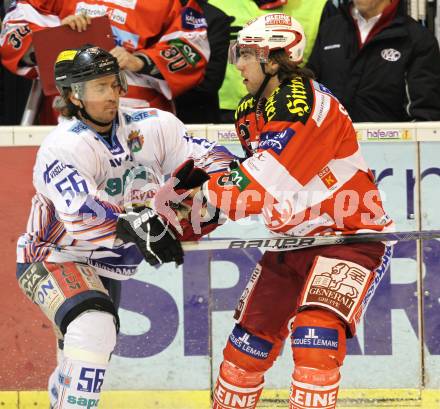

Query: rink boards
<box><xmin>2</xmin><ymin>389</ymin><xmax>440</xmax><ymax>408</ymax></box>
<box><xmin>0</xmin><ymin>123</ymin><xmax>440</xmax><ymax>407</ymax></box>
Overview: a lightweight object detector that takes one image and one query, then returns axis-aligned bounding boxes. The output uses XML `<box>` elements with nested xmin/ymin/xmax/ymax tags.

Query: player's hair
<box><xmin>53</xmin><ymin>89</ymin><xmax>80</xmax><ymax>118</ymax></box>
<box><xmin>269</xmin><ymin>49</ymin><xmax>315</xmax><ymax>82</ymax></box>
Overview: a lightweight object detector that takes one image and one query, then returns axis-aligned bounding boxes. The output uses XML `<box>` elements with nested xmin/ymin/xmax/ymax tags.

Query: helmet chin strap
<box><xmin>253</xmin><ymin>62</ymin><xmax>277</xmax><ymax>102</ymax></box>
<box><xmin>79</xmin><ymin>104</ymin><xmax>113</xmax><ymax>128</ymax></box>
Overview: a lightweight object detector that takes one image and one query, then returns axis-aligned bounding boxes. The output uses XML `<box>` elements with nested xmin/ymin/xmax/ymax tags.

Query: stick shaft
<box><xmin>181</xmin><ymin>229</ymin><xmax>440</xmax><ymax>252</ymax></box>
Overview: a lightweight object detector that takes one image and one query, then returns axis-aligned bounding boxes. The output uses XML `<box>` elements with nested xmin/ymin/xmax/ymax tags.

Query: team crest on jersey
<box><xmin>127</xmin><ymin>130</ymin><xmax>144</xmax><ymax>152</ymax></box>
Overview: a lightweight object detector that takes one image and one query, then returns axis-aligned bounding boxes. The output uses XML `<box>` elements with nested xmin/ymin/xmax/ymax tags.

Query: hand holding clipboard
<box><xmin>32</xmin><ymin>15</ymin><xmax>115</xmax><ymax>95</ymax></box>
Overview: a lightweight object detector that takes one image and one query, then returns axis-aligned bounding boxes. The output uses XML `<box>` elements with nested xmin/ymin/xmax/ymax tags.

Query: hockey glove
<box><xmin>154</xmin><ymin>159</ymin><xmax>222</xmax><ymax>240</ymax></box>
<box><xmin>116</xmin><ymin>207</ymin><xmax>184</xmax><ymax>266</ymax></box>
<box><xmin>173</xmin><ymin>158</ymin><xmax>211</xmax><ymax>191</ymax></box>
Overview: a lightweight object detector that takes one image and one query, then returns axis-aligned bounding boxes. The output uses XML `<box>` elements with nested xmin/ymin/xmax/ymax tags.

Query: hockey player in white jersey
<box><xmin>15</xmin><ymin>45</ymin><xmax>233</xmax><ymax>408</ymax></box>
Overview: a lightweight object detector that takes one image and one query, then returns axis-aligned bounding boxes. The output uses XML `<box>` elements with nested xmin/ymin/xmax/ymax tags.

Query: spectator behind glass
<box><xmin>0</xmin><ymin>0</ymin><xmax>32</xmax><ymax>125</ymax></box>
<box><xmin>175</xmin><ymin>0</ymin><xmax>233</xmax><ymax>124</ymax></box>
<box><xmin>307</xmin><ymin>0</ymin><xmax>440</xmax><ymax>122</ymax></box>
<box><xmin>208</xmin><ymin>0</ymin><xmax>338</xmax><ymax>123</ymax></box>
<box><xmin>0</xmin><ymin>0</ymin><xmax>209</xmax><ymax>124</ymax></box>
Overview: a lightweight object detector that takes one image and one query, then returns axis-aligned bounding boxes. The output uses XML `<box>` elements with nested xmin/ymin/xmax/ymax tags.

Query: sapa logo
<box><xmin>67</xmin><ymin>396</ymin><xmax>99</xmax><ymax>408</ymax></box>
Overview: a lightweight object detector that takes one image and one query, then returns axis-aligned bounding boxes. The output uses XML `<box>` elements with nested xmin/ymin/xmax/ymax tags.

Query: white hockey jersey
<box><xmin>17</xmin><ymin>106</ymin><xmax>233</xmax><ymax>280</ymax></box>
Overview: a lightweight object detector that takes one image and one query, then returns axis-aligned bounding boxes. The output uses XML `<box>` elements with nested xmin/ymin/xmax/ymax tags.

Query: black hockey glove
<box><xmin>116</xmin><ymin>207</ymin><xmax>184</xmax><ymax>266</ymax></box>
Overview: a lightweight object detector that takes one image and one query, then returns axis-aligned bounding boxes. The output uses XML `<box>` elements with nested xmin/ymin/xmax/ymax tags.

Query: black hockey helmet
<box><xmin>54</xmin><ymin>44</ymin><xmax>127</xmax><ymax>95</ymax></box>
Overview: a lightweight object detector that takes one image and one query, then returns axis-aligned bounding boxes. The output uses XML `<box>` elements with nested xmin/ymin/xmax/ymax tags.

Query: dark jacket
<box><xmin>307</xmin><ymin>0</ymin><xmax>440</xmax><ymax>122</ymax></box>
<box><xmin>176</xmin><ymin>0</ymin><xmax>233</xmax><ymax>123</ymax></box>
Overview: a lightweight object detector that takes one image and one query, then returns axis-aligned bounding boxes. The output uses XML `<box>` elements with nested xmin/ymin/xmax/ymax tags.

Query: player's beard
<box><xmin>91</xmin><ymin>104</ymin><xmax>118</xmax><ymax>124</ymax></box>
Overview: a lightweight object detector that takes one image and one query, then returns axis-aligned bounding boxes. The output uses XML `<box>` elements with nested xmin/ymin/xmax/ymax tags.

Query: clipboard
<box><xmin>32</xmin><ymin>15</ymin><xmax>115</xmax><ymax>96</ymax></box>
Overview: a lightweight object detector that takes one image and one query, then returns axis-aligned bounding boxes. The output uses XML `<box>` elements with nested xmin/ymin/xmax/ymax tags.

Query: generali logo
<box><xmin>302</xmin><ymin>257</ymin><xmax>370</xmax><ymax>321</ymax></box>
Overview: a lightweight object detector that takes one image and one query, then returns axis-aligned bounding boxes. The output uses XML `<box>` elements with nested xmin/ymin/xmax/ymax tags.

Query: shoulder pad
<box><xmin>264</xmin><ymin>77</ymin><xmax>313</xmax><ymax>125</ymax></box>
<box><xmin>235</xmin><ymin>94</ymin><xmax>255</xmax><ymax>121</ymax></box>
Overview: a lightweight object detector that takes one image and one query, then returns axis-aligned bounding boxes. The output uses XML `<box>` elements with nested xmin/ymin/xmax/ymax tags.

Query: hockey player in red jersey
<box><xmin>157</xmin><ymin>13</ymin><xmax>394</xmax><ymax>409</ymax></box>
<box><xmin>0</xmin><ymin>0</ymin><xmax>209</xmax><ymax>123</ymax></box>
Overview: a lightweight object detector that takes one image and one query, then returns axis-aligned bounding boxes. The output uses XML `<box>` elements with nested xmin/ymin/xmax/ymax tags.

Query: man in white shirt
<box><xmin>351</xmin><ymin>0</ymin><xmax>390</xmax><ymax>44</ymax></box>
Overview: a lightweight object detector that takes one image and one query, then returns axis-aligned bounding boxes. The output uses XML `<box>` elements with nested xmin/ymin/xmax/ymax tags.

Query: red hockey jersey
<box><xmin>203</xmin><ymin>77</ymin><xmax>394</xmax><ymax>236</ymax></box>
<box><xmin>0</xmin><ymin>0</ymin><xmax>209</xmax><ymax>113</ymax></box>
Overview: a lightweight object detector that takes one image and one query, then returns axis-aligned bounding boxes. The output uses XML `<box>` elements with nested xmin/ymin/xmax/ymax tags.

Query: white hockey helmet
<box><xmin>230</xmin><ymin>13</ymin><xmax>306</xmax><ymax>64</ymax></box>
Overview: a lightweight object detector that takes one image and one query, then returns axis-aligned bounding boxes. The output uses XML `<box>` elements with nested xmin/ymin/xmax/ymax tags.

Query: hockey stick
<box><xmin>181</xmin><ymin>229</ymin><xmax>440</xmax><ymax>252</ymax></box>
